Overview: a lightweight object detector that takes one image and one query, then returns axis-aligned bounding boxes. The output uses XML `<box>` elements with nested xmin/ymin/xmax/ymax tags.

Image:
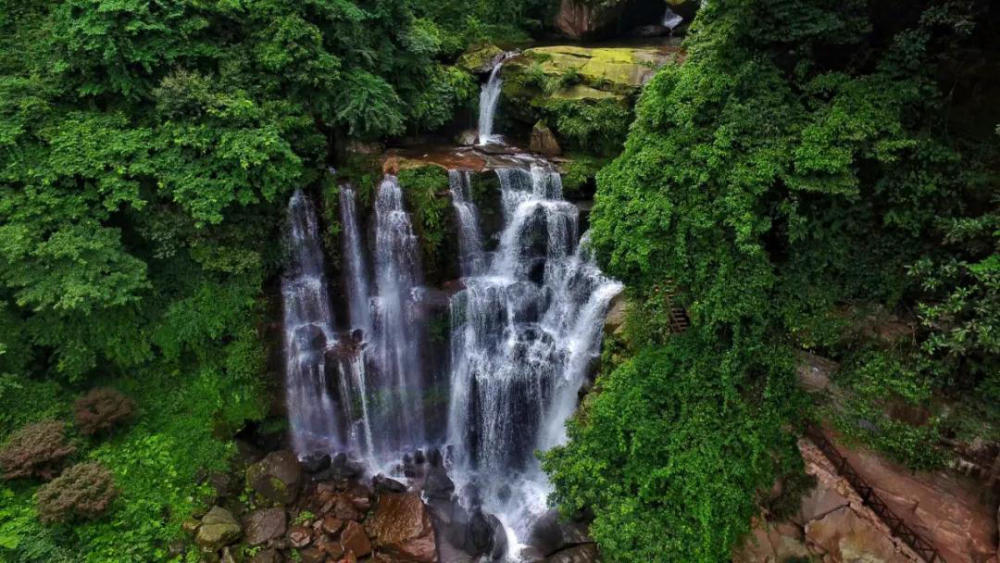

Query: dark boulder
<box><xmin>427</xmin><ymin>448</ymin><xmax>443</xmax><ymax>467</ymax></box>
<box><xmin>545</xmin><ymin>543</ymin><xmax>599</xmax><ymax>562</ymax></box>
<box><xmin>528</xmin><ymin>509</ymin><xmax>592</xmax><ymax>557</ymax></box>
<box><xmin>301</xmin><ymin>452</ymin><xmax>331</xmax><ymax>474</ymax></box>
<box><xmin>373</xmin><ymin>474</ymin><xmax>407</xmax><ymax>493</ymax></box>
<box><xmin>469</xmin><ymin>509</ymin><xmax>494</xmax><ymax>554</ymax></box>
<box><xmin>244</xmin><ymin>507</ymin><xmax>287</xmax><ymax>546</ymax></box>
<box><xmin>423</xmin><ymin>466</ymin><xmax>455</xmax><ymax>501</ymax></box>
<box><xmin>246</xmin><ymin>450</ymin><xmax>303</xmax><ymax>505</ymax></box>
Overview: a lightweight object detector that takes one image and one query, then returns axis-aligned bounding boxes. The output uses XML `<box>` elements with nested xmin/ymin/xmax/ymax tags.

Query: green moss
<box><xmin>456</xmin><ymin>44</ymin><xmax>504</xmax><ymax>73</ymax></box>
<box><xmin>560</xmin><ymin>154</ymin><xmax>612</xmax><ymax>199</ymax></box>
<box><xmin>292</xmin><ymin>510</ymin><xmax>315</xmax><ymax>526</ymax></box>
<box><xmin>500</xmin><ymin>45</ymin><xmax>673</xmax><ymax>156</ymax></box>
<box><xmin>396</xmin><ymin>166</ymin><xmax>456</xmax><ymax>283</ymax></box>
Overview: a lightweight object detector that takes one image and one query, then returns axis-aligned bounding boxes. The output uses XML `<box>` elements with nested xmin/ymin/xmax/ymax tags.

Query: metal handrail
<box><xmin>805</xmin><ymin>427</ymin><xmax>944</xmax><ymax>563</ymax></box>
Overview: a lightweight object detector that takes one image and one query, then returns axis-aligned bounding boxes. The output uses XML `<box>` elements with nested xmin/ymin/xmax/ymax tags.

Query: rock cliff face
<box><xmin>553</xmin><ymin>0</ymin><xmax>629</xmax><ymax>40</ymax></box>
<box><xmin>735</xmin><ymin>437</ymin><xmax>999</xmax><ymax>563</ymax></box>
<box><xmin>836</xmin><ymin>439</ymin><xmax>997</xmax><ymax>563</ymax></box>
<box><xmin>553</xmin><ymin>0</ymin><xmax>691</xmax><ymax>40</ymax></box>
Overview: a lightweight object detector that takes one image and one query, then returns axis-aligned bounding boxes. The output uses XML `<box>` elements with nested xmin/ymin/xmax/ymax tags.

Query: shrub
<box><xmin>0</xmin><ymin>421</ymin><xmax>76</xmax><ymax>481</ymax></box>
<box><xmin>74</xmin><ymin>388</ymin><xmax>136</xmax><ymax>436</ymax></box>
<box><xmin>36</xmin><ymin>462</ymin><xmax>117</xmax><ymax>524</ymax></box>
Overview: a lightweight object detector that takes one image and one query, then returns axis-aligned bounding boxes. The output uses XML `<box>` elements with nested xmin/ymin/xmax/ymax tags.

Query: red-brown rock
<box><xmin>553</xmin><ymin>0</ymin><xmax>626</xmax><ymax>40</ymax></box>
<box><xmin>529</xmin><ymin>122</ymin><xmax>562</xmax><ymax>157</ymax></box>
<box><xmin>735</xmin><ymin>436</ymin><xmax>999</xmax><ymax>563</ymax></box>
<box><xmin>299</xmin><ymin>547</ymin><xmax>325</xmax><ymax>563</ymax></box>
<box><xmin>340</xmin><ymin>521</ymin><xmax>373</xmax><ymax>559</ymax></box>
<box><xmin>288</xmin><ymin>525</ymin><xmax>312</xmax><ymax>548</ymax></box>
<box><xmin>333</xmin><ymin>494</ymin><xmax>363</xmax><ymax>521</ymax></box>
<box><xmin>316</xmin><ymin>534</ymin><xmax>345</xmax><ymax>559</ymax></box>
<box><xmin>244</xmin><ymin>507</ymin><xmax>287</xmax><ymax>546</ymax></box>
<box><xmin>833</xmin><ymin>434</ymin><xmax>998</xmax><ymax>563</ymax></box>
<box><xmin>365</xmin><ymin>492</ymin><xmax>437</xmax><ymax>562</ymax></box>
<box><xmin>322</xmin><ymin>515</ymin><xmax>344</xmax><ymax>535</ymax></box>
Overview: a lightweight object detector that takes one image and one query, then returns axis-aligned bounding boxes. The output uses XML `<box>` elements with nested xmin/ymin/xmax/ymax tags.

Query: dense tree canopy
<box><xmin>544</xmin><ymin>0</ymin><xmax>999</xmax><ymax>559</ymax></box>
<box><xmin>0</xmin><ymin>0</ymin><xmax>550</xmax><ymax>559</ymax></box>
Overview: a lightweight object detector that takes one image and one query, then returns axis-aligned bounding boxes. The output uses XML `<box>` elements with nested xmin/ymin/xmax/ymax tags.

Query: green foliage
<box><xmin>0</xmin><ymin>486</ymin><xmax>76</xmax><ymax>561</ymax></box>
<box><xmin>548</xmin><ymin>0</ymin><xmax>1000</xmax><ymax>558</ymax></box>
<box><xmin>293</xmin><ymin>510</ymin><xmax>316</xmax><ymax>526</ymax></box>
<box><xmin>830</xmin><ymin>349</ymin><xmax>947</xmax><ymax>469</ymax></box>
<box><xmin>543</xmin><ymin>339</ymin><xmax>802</xmax><ymax>562</ymax></box>
<box><xmin>0</xmin><ymin>0</ymin><xmax>551</xmax><ymax>559</ymax></box>
<box><xmin>542</xmin><ymin>99</ymin><xmax>631</xmax><ymax>156</ymax></box>
<box><xmin>397</xmin><ymin>166</ymin><xmax>454</xmax><ymax>281</ymax></box>
<box><xmin>559</xmin><ymin>154</ymin><xmax>609</xmax><ymax>198</ymax></box>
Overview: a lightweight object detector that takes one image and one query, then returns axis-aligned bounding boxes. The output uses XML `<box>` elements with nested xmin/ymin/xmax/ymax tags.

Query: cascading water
<box><xmin>340</xmin><ymin>185</ymin><xmax>373</xmax><ymax>336</ymax></box>
<box><xmin>281</xmin><ymin>164</ymin><xmax>619</xmax><ymax>560</ymax></box>
<box><xmin>477</xmin><ymin>56</ymin><xmax>509</xmax><ymax>146</ymax></box>
<box><xmin>449</xmin><ymin>170</ymin><xmax>486</xmax><ymax>275</ymax></box>
<box><xmin>663</xmin><ymin>6</ymin><xmax>684</xmax><ymax>30</ymax></box>
<box><xmin>370</xmin><ymin>175</ymin><xmax>427</xmax><ymax>455</ymax></box>
<box><xmin>446</xmin><ymin>165</ymin><xmax>623</xmax><ymax>551</ymax></box>
<box><xmin>339</xmin><ymin>185</ymin><xmax>376</xmax><ymax>458</ymax></box>
<box><xmin>281</xmin><ymin>190</ymin><xmax>345</xmax><ymax>455</ymax></box>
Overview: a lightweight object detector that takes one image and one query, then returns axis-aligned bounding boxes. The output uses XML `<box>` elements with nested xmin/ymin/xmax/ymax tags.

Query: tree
<box><xmin>0</xmin><ymin>421</ymin><xmax>76</xmax><ymax>481</ymax></box>
<box><xmin>36</xmin><ymin>462</ymin><xmax>117</xmax><ymax>524</ymax></box>
<box><xmin>73</xmin><ymin>388</ymin><xmax>136</xmax><ymax>436</ymax></box>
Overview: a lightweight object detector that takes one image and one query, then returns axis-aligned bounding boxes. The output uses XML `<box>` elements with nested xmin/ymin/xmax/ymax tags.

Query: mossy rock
<box><xmin>196</xmin><ymin>506</ymin><xmax>242</xmax><ymax>551</ymax></box>
<box><xmin>245</xmin><ymin>450</ymin><xmax>302</xmax><ymax>506</ymax></box>
<box><xmin>457</xmin><ymin>44</ymin><xmax>505</xmax><ymax>74</ymax></box>
<box><xmin>498</xmin><ymin>44</ymin><xmax>678</xmax><ymax>155</ymax></box>
<box><xmin>503</xmin><ymin>45</ymin><xmax>677</xmax><ymax>95</ymax></box>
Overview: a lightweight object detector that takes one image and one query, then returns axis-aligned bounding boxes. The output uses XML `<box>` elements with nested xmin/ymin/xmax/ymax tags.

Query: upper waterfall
<box><xmin>478</xmin><ymin>54</ymin><xmax>513</xmax><ymax>145</ymax></box>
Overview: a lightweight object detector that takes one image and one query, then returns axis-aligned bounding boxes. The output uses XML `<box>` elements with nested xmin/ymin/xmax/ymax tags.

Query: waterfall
<box><xmin>339</xmin><ymin>185</ymin><xmax>373</xmax><ymax>336</ymax></box>
<box><xmin>449</xmin><ymin>170</ymin><xmax>485</xmax><ymax>276</ymax></box>
<box><xmin>370</xmin><ymin>175</ymin><xmax>427</xmax><ymax>454</ymax></box>
<box><xmin>446</xmin><ymin>166</ymin><xmax>623</xmax><ymax>544</ymax></box>
<box><xmin>478</xmin><ymin>58</ymin><xmax>508</xmax><ymax>145</ymax></box>
<box><xmin>339</xmin><ymin>185</ymin><xmax>376</xmax><ymax>458</ymax></box>
<box><xmin>282</xmin><ymin>166</ymin><xmax>619</xmax><ymax>556</ymax></box>
<box><xmin>281</xmin><ymin>190</ymin><xmax>344</xmax><ymax>455</ymax></box>
<box><xmin>663</xmin><ymin>6</ymin><xmax>684</xmax><ymax>30</ymax></box>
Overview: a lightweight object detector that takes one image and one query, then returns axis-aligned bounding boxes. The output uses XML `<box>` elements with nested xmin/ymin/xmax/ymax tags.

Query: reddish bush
<box><xmin>74</xmin><ymin>387</ymin><xmax>135</xmax><ymax>435</ymax></box>
<box><xmin>0</xmin><ymin>421</ymin><xmax>76</xmax><ymax>481</ymax></box>
<box><xmin>36</xmin><ymin>462</ymin><xmax>117</xmax><ymax>524</ymax></box>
